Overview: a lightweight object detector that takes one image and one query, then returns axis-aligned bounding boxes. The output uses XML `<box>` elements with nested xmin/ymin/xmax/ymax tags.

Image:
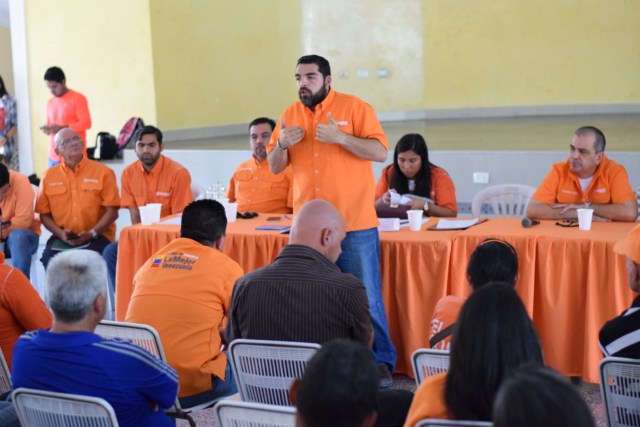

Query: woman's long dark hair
<box><xmin>445</xmin><ymin>282</ymin><xmax>544</xmax><ymax>421</ymax></box>
<box><xmin>389</xmin><ymin>133</ymin><xmax>433</xmax><ymax>198</ymax></box>
<box><xmin>0</xmin><ymin>75</ymin><xmax>8</xmax><ymax>98</ymax></box>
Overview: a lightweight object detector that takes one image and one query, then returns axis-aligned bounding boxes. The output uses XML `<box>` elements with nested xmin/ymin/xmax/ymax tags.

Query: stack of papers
<box><xmin>377</xmin><ymin>218</ymin><xmax>400</xmax><ymax>232</ymax></box>
<box><xmin>435</xmin><ymin>218</ymin><xmax>480</xmax><ymax>230</ymax></box>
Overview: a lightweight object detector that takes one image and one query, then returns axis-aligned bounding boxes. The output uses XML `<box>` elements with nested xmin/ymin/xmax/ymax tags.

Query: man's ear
<box><xmin>94</xmin><ymin>294</ymin><xmax>107</xmax><ymax>321</ymax></box>
<box><xmin>320</xmin><ymin>228</ymin><xmax>332</xmax><ymax>248</ymax></box>
<box><xmin>215</xmin><ymin>234</ymin><xmax>226</xmax><ymax>251</ymax></box>
<box><xmin>595</xmin><ymin>151</ymin><xmax>604</xmax><ymax>165</ymax></box>
<box><xmin>288</xmin><ymin>378</ymin><xmax>300</xmax><ymax>406</ymax></box>
<box><xmin>325</xmin><ymin>75</ymin><xmax>332</xmax><ymax>88</ymax></box>
<box><xmin>54</xmin><ymin>145</ymin><xmax>60</xmax><ymax>156</ymax></box>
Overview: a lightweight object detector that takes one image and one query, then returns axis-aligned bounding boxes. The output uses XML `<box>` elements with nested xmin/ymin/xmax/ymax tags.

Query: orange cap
<box><xmin>614</xmin><ymin>224</ymin><xmax>640</xmax><ymax>264</ymax></box>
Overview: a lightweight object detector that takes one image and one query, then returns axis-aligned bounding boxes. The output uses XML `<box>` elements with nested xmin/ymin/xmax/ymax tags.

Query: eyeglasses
<box><xmin>237</xmin><ymin>211</ymin><xmax>258</xmax><ymax>220</ymax></box>
<box><xmin>555</xmin><ymin>220</ymin><xmax>578</xmax><ymax>228</ymax></box>
<box><xmin>58</xmin><ymin>136</ymin><xmax>81</xmax><ymax>147</ymax></box>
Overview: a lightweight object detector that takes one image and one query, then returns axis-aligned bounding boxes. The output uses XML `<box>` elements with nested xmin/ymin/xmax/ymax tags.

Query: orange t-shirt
<box><xmin>404</xmin><ymin>372</ymin><xmax>451</xmax><ymax>426</ymax></box>
<box><xmin>268</xmin><ymin>89</ymin><xmax>389</xmax><ymax>231</ymax></box>
<box><xmin>120</xmin><ymin>155</ymin><xmax>193</xmax><ymax>218</ymax></box>
<box><xmin>0</xmin><ymin>258</ymin><xmax>52</xmax><ymax>370</ymax></box>
<box><xmin>532</xmin><ymin>155</ymin><xmax>636</xmax><ymax>205</ymax></box>
<box><xmin>375</xmin><ymin>165</ymin><xmax>458</xmax><ymax>213</ymax></box>
<box><xmin>126</xmin><ymin>237</ymin><xmax>244</xmax><ymax>397</ymax></box>
<box><xmin>0</xmin><ymin>170</ymin><xmax>41</xmax><ymax>239</ymax></box>
<box><xmin>226</xmin><ymin>157</ymin><xmax>293</xmax><ymax>214</ymax></box>
<box><xmin>46</xmin><ymin>89</ymin><xmax>91</xmax><ymax>162</ymax></box>
<box><xmin>429</xmin><ymin>295</ymin><xmax>464</xmax><ymax>351</ymax></box>
<box><xmin>35</xmin><ymin>157</ymin><xmax>120</xmax><ymax>241</ymax></box>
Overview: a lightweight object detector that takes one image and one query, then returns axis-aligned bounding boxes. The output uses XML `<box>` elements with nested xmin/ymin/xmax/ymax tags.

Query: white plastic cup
<box><xmin>146</xmin><ymin>203</ymin><xmax>162</xmax><ymax>223</ymax></box>
<box><xmin>224</xmin><ymin>202</ymin><xmax>238</xmax><ymax>223</ymax></box>
<box><xmin>139</xmin><ymin>205</ymin><xmax>153</xmax><ymax>226</ymax></box>
<box><xmin>577</xmin><ymin>208</ymin><xmax>594</xmax><ymax>231</ymax></box>
<box><xmin>407</xmin><ymin>210</ymin><xmax>423</xmax><ymax>231</ymax></box>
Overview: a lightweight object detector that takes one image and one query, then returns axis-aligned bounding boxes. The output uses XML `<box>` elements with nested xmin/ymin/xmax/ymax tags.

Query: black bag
<box><xmin>87</xmin><ymin>132</ymin><xmax>118</xmax><ymax>160</ymax></box>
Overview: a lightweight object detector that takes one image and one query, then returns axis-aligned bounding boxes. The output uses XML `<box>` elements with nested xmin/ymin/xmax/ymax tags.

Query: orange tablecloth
<box><xmin>116</xmin><ymin>215</ymin><xmax>635</xmax><ymax>382</ymax></box>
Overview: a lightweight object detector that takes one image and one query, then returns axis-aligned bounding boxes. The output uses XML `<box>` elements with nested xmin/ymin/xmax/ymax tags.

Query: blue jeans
<box><xmin>47</xmin><ymin>159</ymin><xmax>60</xmax><ymax>168</ymax></box>
<box><xmin>178</xmin><ymin>357</ymin><xmax>238</xmax><ymax>408</ymax></box>
<box><xmin>41</xmin><ymin>235</ymin><xmax>111</xmax><ymax>269</ymax></box>
<box><xmin>5</xmin><ymin>229</ymin><xmax>39</xmax><ymax>279</ymax></box>
<box><xmin>336</xmin><ymin>227</ymin><xmax>397</xmax><ymax>371</ymax></box>
<box><xmin>103</xmin><ymin>241</ymin><xmax>118</xmax><ymax>290</ymax></box>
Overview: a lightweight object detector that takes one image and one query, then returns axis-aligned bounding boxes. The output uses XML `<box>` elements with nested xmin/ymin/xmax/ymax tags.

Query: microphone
<box><xmin>521</xmin><ymin>217</ymin><xmax>540</xmax><ymax>228</ymax></box>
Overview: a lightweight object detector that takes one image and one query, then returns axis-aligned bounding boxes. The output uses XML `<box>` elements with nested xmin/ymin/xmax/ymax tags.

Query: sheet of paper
<box><xmin>436</xmin><ymin>218</ymin><xmax>479</xmax><ymax>230</ymax></box>
<box><xmin>377</xmin><ymin>218</ymin><xmax>400</xmax><ymax>232</ymax></box>
<box><xmin>390</xmin><ymin>192</ymin><xmax>412</xmax><ymax>205</ymax></box>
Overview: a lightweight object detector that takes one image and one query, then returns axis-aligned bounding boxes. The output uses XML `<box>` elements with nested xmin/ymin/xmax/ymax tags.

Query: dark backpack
<box><xmin>87</xmin><ymin>132</ymin><xmax>118</xmax><ymax>160</ymax></box>
<box><xmin>116</xmin><ymin>117</ymin><xmax>145</xmax><ymax>150</ymax></box>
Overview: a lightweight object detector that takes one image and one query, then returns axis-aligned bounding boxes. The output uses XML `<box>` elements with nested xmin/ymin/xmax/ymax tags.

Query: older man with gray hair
<box><xmin>11</xmin><ymin>250</ymin><xmax>178</xmax><ymax>427</ymax></box>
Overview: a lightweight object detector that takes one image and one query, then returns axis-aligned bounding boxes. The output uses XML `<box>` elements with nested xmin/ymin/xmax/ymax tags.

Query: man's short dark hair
<box><xmin>467</xmin><ymin>239</ymin><xmax>519</xmax><ymax>289</ymax></box>
<box><xmin>297</xmin><ymin>55</ymin><xmax>331</xmax><ymax>79</ymax></box>
<box><xmin>296</xmin><ymin>339</ymin><xmax>377</xmax><ymax>427</ymax></box>
<box><xmin>135</xmin><ymin>125</ymin><xmax>163</xmax><ymax>144</ymax></box>
<box><xmin>180</xmin><ymin>200</ymin><xmax>227</xmax><ymax>245</ymax></box>
<box><xmin>0</xmin><ymin>163</ymin><xmax>9</xmax><ymax>188</ymax></box>
<box><xmin>575</xmin><ymin>126</ymin><xmax>606</xmax><ymax>153</ymax></box>
<box><xmin>248</xmin><ymin>117</ymin><xmax>276</xmax><ymax>132</ymax></box>
<box><xmin>44</xmin><ymin>66</ymin><xmax>66</xmax><ymax>83</ymax></box>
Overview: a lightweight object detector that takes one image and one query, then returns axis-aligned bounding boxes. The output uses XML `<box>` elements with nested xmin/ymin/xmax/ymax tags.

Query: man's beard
<box><xmin>299</xmin><ymin>85</ymin><xmax>328</xmax><ymax>108</ymax></box>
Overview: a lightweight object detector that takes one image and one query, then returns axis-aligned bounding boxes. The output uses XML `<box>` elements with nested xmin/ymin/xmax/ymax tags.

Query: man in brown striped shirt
<box><xmin>224</xmin><ymin>199</ymin><xmax>373</xmax><ymax>347</ymax></box>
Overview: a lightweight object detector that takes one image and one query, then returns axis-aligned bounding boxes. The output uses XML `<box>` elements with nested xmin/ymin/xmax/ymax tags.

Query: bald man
<box><xmin>224</xmin><ymin>199</ymin><xmax>373</xmax><ymax>347</ymax></box>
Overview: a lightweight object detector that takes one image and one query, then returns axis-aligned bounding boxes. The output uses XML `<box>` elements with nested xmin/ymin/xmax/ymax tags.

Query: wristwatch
<box><xmin>423</xmin><ymin>200</ymin><xmax>431</xmax><ymax>214</ymax></box>
<box><xmin>89</xmin><ymin>229</ymin><xmax>99</xmax><ymax>240</ymax></box>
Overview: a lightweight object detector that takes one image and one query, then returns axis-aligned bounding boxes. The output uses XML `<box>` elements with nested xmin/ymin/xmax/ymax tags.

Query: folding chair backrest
<box><xmin>229</xmin><ymin>339</ymin><xmax>321</xmax><ymax>406</ymax></box>
<box><xmin>215</xmin><ymin>400</ymin><xmax>296</xmax><ymax>427</ymax></box>
<box><xmin>0</xmin><ymin>351</ymin><xmax>11</xmax><ymax>395</ymax></box>
<box><xmin>416</xmin><ymin>419</ymin><xmax>493</xmax><ymax>427</ymax></box>
<box><xmin>95</xmin><ymin>320</ymin><xmax>164</xmax><ymax>358</ymax></box>
<box><xmin>471</xmin><ymin>184</ymin><xmax>536</xmax><ymax>218</ymax></box>
<box><xmin>599</xmin><ymin>357</ymin><xmax>640</xmax><ymax>427</ymax></box>
<box><xmin>13</xmin><ymin>387</ymin><xmax>119</xmax><ymax>427</ymax></box>
<box><xmin>412</xmin><ymin>348</ymin><xmax>450</xmax><ymax>386</ymax></box>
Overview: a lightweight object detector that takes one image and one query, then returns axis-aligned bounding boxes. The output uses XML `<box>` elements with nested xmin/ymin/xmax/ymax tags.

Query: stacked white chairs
<box><xmin>471</xmin><ymin>184</ymin><xmax>536</xmax><ymax>218</ymax></box>
<box><xmin>411</xmin><ymin>348</ymin><xmax>450</xmax><ymax>386</ymax></box>
<box><xmin>599</xmin><ymin>357</ymin><xmax>640</xmax><ymax>427</ymax></box>
<box><xmin>214</xmin><ymin>400</ymin><xmax>296</xmax><ymax>427</ymax></box>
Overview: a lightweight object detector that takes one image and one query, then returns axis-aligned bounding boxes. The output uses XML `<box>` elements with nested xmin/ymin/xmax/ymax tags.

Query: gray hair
<box><xmin>46</xmin><ymin>250</ymin><xmax>108</xmax><ymax>323</ymax></box>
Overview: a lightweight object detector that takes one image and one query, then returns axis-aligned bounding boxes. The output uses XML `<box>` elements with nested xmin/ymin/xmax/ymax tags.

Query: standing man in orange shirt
<box><xmin>0</xmin><ymin>163</ymin><xmax>40</xmax><ymax>278</ymax></box>
<box><xmin>267</xmin><ymin>54</ymin><xmax>396</xmax><ymax>387</ymax></box>
<box><xmin>226</xmin><ymin>117</ymin><xmax>293</xmax><ymax>214</ymax></box>
<box><xmin>527</xmin><ymin>126</ymin><xmax>637</xmax><ymax>222</ymax></box>
<box><xmin>40</xmin><ymin>67</ymin><xmax>91</xmax><ymax>168</ymax></box>
<box><xmin>36</xmin><ymin>128</ymin><xmax>120</xmax><ymax>268</ymax></box>
<box><xmin>102</xmin><ymin>125</ymin><xmax>193</xmax><ymax>288</ymax></box>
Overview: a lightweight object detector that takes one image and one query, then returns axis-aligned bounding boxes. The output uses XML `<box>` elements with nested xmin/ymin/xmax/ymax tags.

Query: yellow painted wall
<box><xmin>25</xmin><ymin>0</ymin><xmax>157</xmax><ymax>174</ymax></box>
<box><xmin>0</xmin><ymin>26</ymin><xmax>14</xmax><ymax>94</ymax></box>
<box><xmin>423</xmin><ymin>0</ymin><xmax>640</xmax><ymax>108</ymax></box>
<box><xmin>149</xmin><ymin>0</ymin><xmax>302</xmax><ymax>129</ymax></box>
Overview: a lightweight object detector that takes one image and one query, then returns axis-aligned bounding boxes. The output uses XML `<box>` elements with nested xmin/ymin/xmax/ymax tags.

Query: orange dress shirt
<box><xmin>226</xmin><ymin>157</ymin><xmax>293</xmax><ymax>214</ymax></box>
<box><xmin>36</xmin><ymin>157</ymin><xmax>120</xmax><ymax>241</ymax></box>
<box><xmin>120</xmin><ymin>155</ymin><xmax>193</xmax><ymax>218</ymax></box>
<box><xmin>46</xmin><ymin>89</ymin><xmax>91</xmax><ymax>162</ymax></box>
<box><xmin>375</xmin><ymin>165</ymin><xmax>458</xmax><ymax>213</ymax></box>
<box><xmin>126</xmin><ymin>237</ymin><xmax>244</xmax><ymax>397</ymax></box>
<box><xmin>404</xmin><ymin>372</ymin><xmax>451</xmax><ymax>426</ymax></box>
<box><xmin>268</xmin><ymin>89</ymin><xmax>388</xmax><ymax>232</ymax></box>
<box><xmin>532</xmin><ymin>155</ymin><xmax>636</xmax><ymax>205</ymax></box>
<box><xmin>0</xmin><ymin>170</ymin><xmax>40</xmax><ymax>239</ymax></box>
<box><xmin>429</xmin><ymin>295</ymin><xmax>464</xmax><ymax>351</ymax></box>
<box><xmin>0</xmin><ymin>255</ymin><xmax>52</xmax><ymax>370</ymax></box>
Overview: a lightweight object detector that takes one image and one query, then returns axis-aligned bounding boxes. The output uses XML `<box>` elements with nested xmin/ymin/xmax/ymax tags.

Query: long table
<box><xmin>116</xmin><ymin>215</ymin><xmax>635</xmax><ymax>382</ymax></box>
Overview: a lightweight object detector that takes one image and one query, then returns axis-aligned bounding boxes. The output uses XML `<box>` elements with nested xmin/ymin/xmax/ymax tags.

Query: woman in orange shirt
<box><xmin>375</xmin><ymin>134</ymin><xmax>457</xmax><ymax>218</ymax></box>
<box><xmin>404</xmin><ymin>283</ymin><xmax>544</xmax><ymax>426</ymax></box>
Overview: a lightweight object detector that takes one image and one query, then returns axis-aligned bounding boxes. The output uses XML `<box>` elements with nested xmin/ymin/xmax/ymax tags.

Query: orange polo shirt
<box><xmin>429</xmin><ymin>295</ymin><xmax>464</xmax><ymax>351</ymax></box>
<box><xmin>36</xmin><ymin>157</ymin><xmax>120</xmax><ymax>241</ymax></box>
<box><xmin>532</xmin><ymin>155</ymin><xmax>636</xmax><ymax>205</ymax></box>
<box><xmin>126</xmin><ymin>237</ymin><xmax>244</xmax><ymax>397</ymax></box>
<box><xmin>404</xmin><ymin>372</ymin><xmax>451</xmax><ymax>426</ymax></box>
<box><xmin>226</xmin><ymin>157</ymin><xmax>293</xmax><ymax>214</ymax></box>
<box><xmin>0</xmin><ymin>170</ymin><xmax>40</xmax><ymax>238</ymax></box>
<box><xmin>268</xmin><ymin>89</ymin><xmax>388</xmax><ymax>231</ymax></box>
<box><xmin>0</xmin><ymin>255</ymin><xmax>53</xmax><ymax>370</ymax></box>
<box><xmin>121</xmin><ymin>155</ymin><xmax>193</xmax><ymax>218</ymax></box>
<box><xmin>375</xmin><ymin>165</ymin><xmax>458</xmax><ymax>213</ymax></box>
<box><xmin>46</xmin><ymin>89</ymin><xmax>91</xmax><ymax>162</ymax></box>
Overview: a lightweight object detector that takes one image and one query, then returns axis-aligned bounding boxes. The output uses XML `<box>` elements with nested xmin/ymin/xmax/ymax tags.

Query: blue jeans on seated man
<box><xmin>177</xmin><ymin>358</ymin><xmax>237</xmax><ymax>408</ymax></box>
<box><xmin>40</xmin><ymin>235</ymin><xmax>112</xmax><ymax>269</ymax></box>
<box><xmin>5</xmin><ymin>228</ymin><xmax>39</xmax><ymax>279</ymax></box>
<box><xmin>336</xmin><ymin>227</ymin><xmax>397</xmax><ymax>372</ymax></box>
<box><xmin>102</xmin><ymin>241</ymin><xmax>118</xmax><ymax>290</ymax></box>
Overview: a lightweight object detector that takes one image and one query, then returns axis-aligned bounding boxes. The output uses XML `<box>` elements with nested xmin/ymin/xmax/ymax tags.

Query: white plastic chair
<box><xmin>411</xmin><ymin>348</ymin><xmax>450</xmax><ymax>386</ymax></box>
<box><xmin>416</xmin><ymin>419</ymin><xmax>493</xmax><ymax>427</ymax></box>
<box><xmin>12</xmin><ymin>387</ymin><xmax>119</xmax><ymax>427</ymax></box>
<box><xmin>0</xmin><ymin>351</ymin><xmax>11</xmax><ymax>396</ymax></box>
<box><xmin>599</xmin><ymin>357</ymin><xmax>640</xmax><ymax>427</ymax></box>
<box><xmin>228</xmin><ymin>339</ymin><xmax>321</xmax><ymax>406</ymax></box>
<box><xmin>215</xmin><ymin>400</ymin><xmax>296</xmax><ymax>427</ymax></box>
<box><xmin>95</xmin><ymin>320</ymin><xmax>217</xmax><ymax>426</ymax></box>
<box><xmin>471</xmin><ymin>184</ymin><xmax>536</xmax><ymax>218</ymax></box>
<box><xmin>191</xmin><ymin>184</ymin><xmax>206</xmax><ymax>201</ymax></box>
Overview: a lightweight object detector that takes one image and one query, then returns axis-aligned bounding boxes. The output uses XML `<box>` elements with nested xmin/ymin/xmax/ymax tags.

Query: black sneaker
<box><xmin>378</xmin><ymin>364</ymin><xmax>393</xmax><ymax>389</ymax></box>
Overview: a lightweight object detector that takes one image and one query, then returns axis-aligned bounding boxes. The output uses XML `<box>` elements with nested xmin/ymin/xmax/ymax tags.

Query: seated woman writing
<box><xmin>374</xmin><ymin>133</ymin><xmax>457</xmax><ymax>218</ymax></box>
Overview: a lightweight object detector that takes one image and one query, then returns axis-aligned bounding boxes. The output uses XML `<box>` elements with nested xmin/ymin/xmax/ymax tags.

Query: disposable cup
<box><xmin>139</xmin><ymin>206</ymin><xmax>154</xmax><ymax>226</ymax></box>
<box><xmin>577</xmin><ymin>208</ymin><xmax>594</xmax><ymax>231</ymax></box>
<box><xmin>407</xmin><ymin>210</ymin><xmax>423</xmax><ymax>231</ymax></box>
<box><xmin>146</xmin><ymin>203</ymin><xmax>162</xmax><ymax>223</ymax></box>
<box><xmin>224</xmin><ymin>202</ymin><xmax>238</xmax><ymax>223</ymax></box>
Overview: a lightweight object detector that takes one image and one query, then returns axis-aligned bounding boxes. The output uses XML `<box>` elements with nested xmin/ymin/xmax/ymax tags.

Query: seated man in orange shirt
<box><xmin>102</xmin><ymin>125</ymin><xmax>193</xmax><ymax>288</ymax></box>
<box><xmin>0</xmin><ymin>163</ymin><xmax>41</xmax><ymax>278</ymax></box>
<box><xmin>527</xmin><ymin>126</ymin><xmax>637</xmax><ymax>222</ymax></box>
<box><xmin>226</xmin><ymin>117</ymin><xmax>293</xmax><ymax>214</ymax></box>
<box><xmin>126</xmin><ymin>200</ymin><xmax>242</xmax><ymax>407</ymax></box>
<box><xmin>36</xmin><ymin>128</ymin><xmax>120</xmax><ymax>268</ymax></box>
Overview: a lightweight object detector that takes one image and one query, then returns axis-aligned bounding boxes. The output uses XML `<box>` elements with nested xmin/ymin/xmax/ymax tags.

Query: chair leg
<box><xmin>167</xmin><ymin>410</ymin><xmax>196</xmax><ymax>427</ymax></box>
